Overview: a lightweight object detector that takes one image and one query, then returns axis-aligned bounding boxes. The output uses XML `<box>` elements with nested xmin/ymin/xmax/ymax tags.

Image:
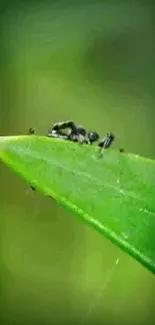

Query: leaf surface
<box><xmin>0</xmin><ymin>135</ymin><xmax>155</xmax><ymax>274</ymax></box>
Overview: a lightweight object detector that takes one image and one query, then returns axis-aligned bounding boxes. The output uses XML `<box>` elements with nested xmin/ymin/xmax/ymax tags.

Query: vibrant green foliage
<box><xmin>0</xmin><ymin>135</ymin><xmax>155</xmax><ymax>274</ymax></box>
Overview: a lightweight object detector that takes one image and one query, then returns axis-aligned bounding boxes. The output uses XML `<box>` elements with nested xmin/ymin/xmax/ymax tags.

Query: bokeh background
<box><xmin>0</xmin><ymin>0</ymin><xmax>155</xmax><ymax>324</ymax></box>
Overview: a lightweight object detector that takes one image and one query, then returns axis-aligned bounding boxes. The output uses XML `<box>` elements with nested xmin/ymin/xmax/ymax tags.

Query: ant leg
<box><xmin>98</xmin><ymin>147</ymin><xmax>105</xmax><ymax>158</ymax></box>
<box><xmin>97</xmin><ymin>133</ymin><xmax>115</xmax><ymax>158</ymax></box>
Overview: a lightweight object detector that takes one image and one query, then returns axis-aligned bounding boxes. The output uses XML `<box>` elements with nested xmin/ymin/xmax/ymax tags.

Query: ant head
<box><xmin>88</xmin><ymin>131</ymin><xmax>99</xmax><ymax>142</ymax></box>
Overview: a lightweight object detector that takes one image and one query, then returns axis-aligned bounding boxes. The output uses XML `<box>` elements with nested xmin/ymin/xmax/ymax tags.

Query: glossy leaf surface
<box><xmin>0</xmin><ymin>135</ymin><xmax>155</xmax><ymax>274</ymax></box>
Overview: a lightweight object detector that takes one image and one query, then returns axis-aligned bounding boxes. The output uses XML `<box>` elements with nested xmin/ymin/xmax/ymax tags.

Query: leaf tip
<box><xmin>0</xmin><ymin>136</ymin><xmax>25</xmax><ymax>156</ymax></box>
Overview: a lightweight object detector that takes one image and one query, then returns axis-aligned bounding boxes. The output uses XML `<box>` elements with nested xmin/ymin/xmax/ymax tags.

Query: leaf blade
<box><xmin>0</xmin><ymin>135</ymin><xmax>155</xmax><ymax>274</ymax></box>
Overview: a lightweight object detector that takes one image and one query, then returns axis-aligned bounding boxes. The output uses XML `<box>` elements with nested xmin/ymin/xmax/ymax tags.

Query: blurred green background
<box><xmin>0</xmin><ymin>0</ymin><xmax>155</xmax><ymax>324</ymax></box>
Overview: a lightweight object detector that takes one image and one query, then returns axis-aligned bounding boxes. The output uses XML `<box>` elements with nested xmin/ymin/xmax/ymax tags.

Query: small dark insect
<box><xmin>28</xmin><ymin>127</ymin><xmax>35</xmax><ymax>135</ymax></box>
<box><xmin>119</xmin><ymin>148</ymin><xmax>125</xmax><ymax>153</ymax></box>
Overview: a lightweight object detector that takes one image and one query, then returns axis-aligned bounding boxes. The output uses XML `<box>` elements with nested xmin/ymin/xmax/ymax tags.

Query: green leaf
<box><xmin>0</xmin><ymin>135</ymin><xmax>155</xmax><ymax>274</ymax></box>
